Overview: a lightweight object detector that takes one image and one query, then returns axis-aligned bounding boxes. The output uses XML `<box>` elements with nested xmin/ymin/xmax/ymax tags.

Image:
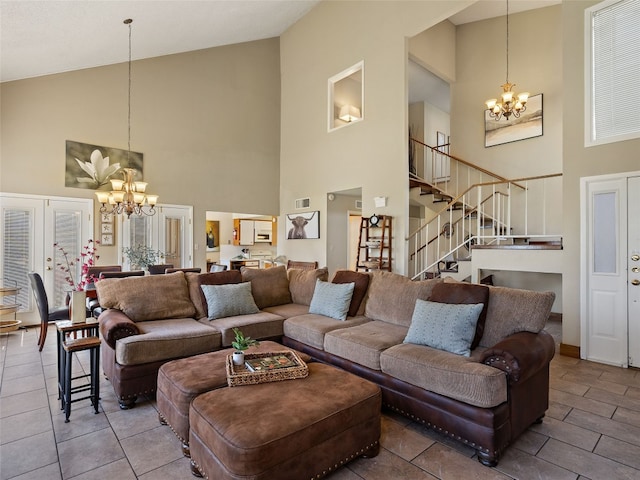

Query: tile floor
<box><xmin>1</xmin><ymin>320</ymin><xmax>639</xmax><ymax>480</ymax></box>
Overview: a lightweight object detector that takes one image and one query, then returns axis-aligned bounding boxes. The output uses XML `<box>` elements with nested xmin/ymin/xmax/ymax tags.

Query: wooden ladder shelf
<box><xmin>356</xmin><ymin>215</ymin><xmax>392</xmax><ymax>272</ymax></box>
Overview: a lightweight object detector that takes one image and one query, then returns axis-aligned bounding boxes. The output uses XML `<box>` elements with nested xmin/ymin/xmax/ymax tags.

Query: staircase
<box><xmin>408</xmin><ymin>138</ymin><xmax>562</xmax><ymax>281</ymax></box>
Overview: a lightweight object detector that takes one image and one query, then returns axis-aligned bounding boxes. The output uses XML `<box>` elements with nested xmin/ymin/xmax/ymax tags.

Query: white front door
<box><xmin>581</xmin><ymin>173</ymin><xmax>640</xmax><ymax>367</ymax></box>
<box><xmin>627</xmin><ymin>176</ymin><xmax>640</xmax><ymax>367</ymax></box>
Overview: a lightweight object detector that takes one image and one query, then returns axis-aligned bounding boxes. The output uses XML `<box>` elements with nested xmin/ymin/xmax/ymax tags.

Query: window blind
<box><xmin>590</xmin><ymin>0</ymin><xmax>640</xmax><ymax>143</ymax></box>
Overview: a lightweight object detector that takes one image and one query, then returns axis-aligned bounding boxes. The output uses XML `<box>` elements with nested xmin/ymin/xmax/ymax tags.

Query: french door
<box><xmin>119</xmin><ymin>204</ymin><xmax>193</xmax><ymax>269</ymax></box>
<box><xmin>0</xmin><ymin>194</ymin><xmax>93</xmax><ymax>322</ymax></box>
<box><xmin>581</xmin><ymin>173</ymin><xmax>640</xmax><ymax>367</ymax></box>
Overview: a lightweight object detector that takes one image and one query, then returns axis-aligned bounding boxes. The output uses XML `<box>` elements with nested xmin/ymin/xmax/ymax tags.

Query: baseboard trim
<box><xmin>559</xmin><ymin>343</ymin><xmax>580</xmax><ymax>358</ymax></box>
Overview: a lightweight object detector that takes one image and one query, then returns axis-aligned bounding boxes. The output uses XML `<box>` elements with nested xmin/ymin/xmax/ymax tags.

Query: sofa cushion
<box><xmin>480</xmin><ymin>286</ymin><xmax>555</xmax><ymax>348</ymax></box>
<box><xmin>308</xmin><ymin>280</ymin><xmax>354</xmax><ymax>321</ymax></box>
<box><xmin>429</xmin><ymin>281</ymin><xmax>489</xmax><ymax>350</ymax></box>
<box><xmin>284</xmin><ymin>314</ymin><xmax>370</xmax><ymax>350</ymax></box>
<box><xmin>199</xmin><ymin>311</ymin><xmax>285</xmax><ymax>347</ymax></box>
<box><xmin>380</xmin><ymin>343</ymin><xmax>507</xmax><ymax>408</ymax></box>
<box><xmin>332</xmin><ymin>270</ymin><xmax>370</xmax><ymax>317</ymax></box>
<box><xmin>241</xmin><ymin>266</ymin><xmax>292</xmax><ymax>309</ymax></box>
<box><xmin>404</xmin><ymin>300</ymin><xmax>484</xmax><ymax>357</ymax></box>
<box><xmin>96</xmin><ymin>271</ymin><xmax>196</xmax><ymax>322</ymax></box>
<box><xmin>201</xmin><ymin>282</ymin><xmax>260</xmax><ymax>320</ymax></box>
<box><xmin>188</xmin><ymin>271</ymin><xmax>242</xmax><ymax>319</ymax></box>
<box><xmin>263</xmin><ymin>303</ymin><xmax>310</xmax><ymax>319</ymax></box>
<box><xmin>324</xmin><ymin>320</ymin><xmax>408</xmax><ymax>370</ymax></box>
<box><xmin>115</xmin><ymin>318</ymin><xmax>221</xmax><ymax>366</ymax></box>
<box><xmin>364</xmin><ymin>271</ymin><xmax>442</xmax><ymax>327</ymax></box>
<box><xmin>288</xmin><ymin>267</ymin><xmax>328</xmax><ymax>305</ymax></box>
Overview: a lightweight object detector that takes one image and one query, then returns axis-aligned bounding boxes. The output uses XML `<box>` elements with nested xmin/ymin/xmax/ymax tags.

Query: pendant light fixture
<box><xmin>485</xmin><ymin>0</ymin><xmax>529</xmax><ymax>121</ymax></box>
<box><xmin>95</xmin><ymin>18</ymin><xmax>158</xmax><ymax>218</ymax></box>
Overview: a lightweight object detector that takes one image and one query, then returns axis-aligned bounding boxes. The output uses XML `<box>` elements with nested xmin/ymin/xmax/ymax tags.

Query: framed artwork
<box><xmin>206</xmin><ymin>220</ymin><xmax>220</xmax><ymax>252</ymax></box>
<box><xmin>484</xmin><ymin>94</ymin><xmax>543</xmax><ymax>147</ymax></box>
<box><xmin>285</xmin><ymin>211</ymin><xmax>320</xmax><ymax>239</ymax></box>
<box><xmin>100</xmin><ymin>213</ymin><xmax>115</xmax><ymax>246</ymax></box>
<box><xmin>65</xmin><ymin>140</ymin><xmax>143</xmax><ymax>190</ymax></box>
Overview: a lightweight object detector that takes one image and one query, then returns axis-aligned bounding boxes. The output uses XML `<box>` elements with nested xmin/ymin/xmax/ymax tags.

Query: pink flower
<box><xmin>55</xmin><ymin>239</ymin><xmax>100</xmax><ymax>291</ymax></box>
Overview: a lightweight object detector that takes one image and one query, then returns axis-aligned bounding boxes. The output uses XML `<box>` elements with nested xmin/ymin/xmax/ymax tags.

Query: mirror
<box><xmin>328</xmin><ymin>61</ymin><xmax>364</xmax><ymax>131</ymax></box>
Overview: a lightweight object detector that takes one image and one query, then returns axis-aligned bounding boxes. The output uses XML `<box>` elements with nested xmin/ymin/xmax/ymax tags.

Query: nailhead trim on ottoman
<box><xmin>189</xmin><ymin>362</ymin><xmax>381</xmax><ymax>480</ymax></box>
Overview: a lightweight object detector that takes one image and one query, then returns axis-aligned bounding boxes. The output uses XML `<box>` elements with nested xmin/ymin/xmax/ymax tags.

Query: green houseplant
<box><xmin>122</xmin><ymin>244</ymin><xmax>164</xmax><ymax>271</ymax></box>
<box><xmin>231</xmin><ymin>328</ymin><xmax>259</xmax><ymax>366</ymax></box>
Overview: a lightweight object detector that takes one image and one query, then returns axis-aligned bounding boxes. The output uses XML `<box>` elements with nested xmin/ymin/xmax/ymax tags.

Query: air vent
<box><xmin>355</xmin><ymin>200</ymin><xmax>363</xmax><ymax>209</ymax></box>
<box><xmin>295</xmin><ymin>197</ymin><xmax>310</xmax><ymax>209</ymax></box>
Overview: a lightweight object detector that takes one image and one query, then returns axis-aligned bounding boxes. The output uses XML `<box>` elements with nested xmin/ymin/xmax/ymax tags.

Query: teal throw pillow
<box><xmin>201</xmin><ymin>282</ymin><xmax>260</xmax><ymax>320</ymax></box>
<box><xmin>404</xmin><ymin>299</ymin><xmax>484</xmax><ymax>357</ymax></box>
<box><xmin>308</xmin><ymin>279</ymin><xmax>355</xmax><ymax>321</ymax></box>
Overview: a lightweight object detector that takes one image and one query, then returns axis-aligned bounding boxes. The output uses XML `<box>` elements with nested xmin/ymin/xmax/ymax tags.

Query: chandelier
<box><xmin>485</xmin><ymin>0</ymin><xmax>529</xmax><ymax>121</ymax></box>
<box><xmin>95</xmin><ymin>19</ymin><xmax>158</xmax><ymax>218</ymax></box>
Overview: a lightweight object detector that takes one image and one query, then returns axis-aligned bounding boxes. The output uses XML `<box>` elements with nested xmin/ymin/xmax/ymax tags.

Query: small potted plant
<box><xmin>231</xmin><ymin>327</ymin><xmax>259</xmax><ymax>366</ymax></box>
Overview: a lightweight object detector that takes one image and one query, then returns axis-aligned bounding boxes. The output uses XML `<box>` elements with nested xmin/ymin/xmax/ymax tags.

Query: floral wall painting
<box><xmin>484</xmin><ymin>94</ymin><xmax>543</xmax><ymax>148</ymax></box>
<box><xmin>285</xmin><ymin>211</ymin><xmax>320</xmax><ymax>239</ymax></box>
<box><xmin>65</xmin><ymin>140</ymin><xmax>143</xmax><ymax>189</ymax></box>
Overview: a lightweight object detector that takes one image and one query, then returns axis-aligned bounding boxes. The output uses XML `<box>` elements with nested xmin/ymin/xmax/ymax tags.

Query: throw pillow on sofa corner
<box><xmin>308</xmin><ymin>279</ymin><xmax>355</xmax><ymax>321</ymax></box>
<box><xmin>201</xmin><ymin>282</ymin><xmax>260</xmax><ymax>320</ymax></box>
<box><xmin>404</xmin><ymin>299</ymin><xmax>484</xmax><ymax>357</ymax></box>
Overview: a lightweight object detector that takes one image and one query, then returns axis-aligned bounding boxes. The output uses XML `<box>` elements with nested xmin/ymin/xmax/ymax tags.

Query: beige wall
<box><xmin>0</xmin><ymin>38</ymin><xmax>281</xmax><ymax>270</ymax></box>
<box><xmin>409</xmin><ymin>19</ymin><xmax>457</xmax><ymax>83</ymax></box>
<box><xmin>279</xmin><ymin>0</ymin><xmax>474</xmax><ymax>272</ymax></box>
<box><xmin>562</xmin><ymin>1</ymin><xmax>640</xmax><ymax>347</ymax></box>
<box><xmin>452</xmin><ymin>5</ymin><xmax>563</xmax><ymax>180</ymax></box>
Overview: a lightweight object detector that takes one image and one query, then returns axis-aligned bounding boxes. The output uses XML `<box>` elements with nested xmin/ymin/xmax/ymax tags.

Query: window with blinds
<box><xmin>2</xmin><ymin>209</ymin><xmax>33</xmax><ymax>311</ymax></box>
<box><xmin>586</xmin><ymin>0</ymin><xmax>640</xmax><ymax>146</ymax></box>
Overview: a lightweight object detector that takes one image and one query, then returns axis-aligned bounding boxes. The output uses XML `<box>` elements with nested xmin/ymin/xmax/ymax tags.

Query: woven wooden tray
<box><xmin>226</xmin><ymin>350</ymin><xmax>308</xmax><ymax>387</ymax></box>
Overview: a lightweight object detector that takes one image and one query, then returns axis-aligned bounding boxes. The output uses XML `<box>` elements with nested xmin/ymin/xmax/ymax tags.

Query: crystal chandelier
<box><xmin>485</xmin><ymin>0</ymin><xmax>529</xmax><ymax>121</ymax></box>
<box><xmin>95</xmin><ymin>19</ymin><xmax>158</xmax><ymax>218</ymax></box>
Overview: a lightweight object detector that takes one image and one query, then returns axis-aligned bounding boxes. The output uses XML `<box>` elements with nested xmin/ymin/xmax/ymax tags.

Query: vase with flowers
<box><xmin>55</xmin><ymin>239</ymin><xmax>99</xmax><ymax>323</ymax></box>
<box><xmin>122</xmin><ymin>244</ymin><xmax>164</xmax><ymax>272</ymax></box>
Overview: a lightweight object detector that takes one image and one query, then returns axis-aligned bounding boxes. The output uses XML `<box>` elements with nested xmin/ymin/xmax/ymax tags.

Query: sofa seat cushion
<box><xmin>364</xmin><ymin>271</ymin><xmax>442</xmax><ymax>327</ymax></box>
<box><xmin>324</xmin><ymin>321</ymin><xmax>408</xmax><ymax>370</ymax></box>
<box><xmin>380</xmin><ymin>343</ymin><xmax>507</xmax><ymax>408</ymax></box>
<box><xmin>199</xmin><ymin>311</ymin><xmax>285</xmax><ymax>347</ymax></box>
<box><xmin>263</xmin><ymin>303</ymin><xmax>310</xmax><ymax>319</ymax></box>
<box><xmin>115</xmin><ymin>319</ymin><xmax>221</xmax><ymax>366</ymax></box>
<box><xmin>284</xmin><ymin>314</ymin><xmax>370</xmax><ymax>350</ymax></box>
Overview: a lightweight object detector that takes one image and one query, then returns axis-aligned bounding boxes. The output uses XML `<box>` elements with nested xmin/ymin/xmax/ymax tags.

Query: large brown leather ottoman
<box><xmin>189</xmin><ymin>362</ymin><xmax>381</xmax><ymax>480</ymax></box>
<box><xmin>157</xmin><ymin>341</ymin><xmax>310</xmax><ymax>457</ymax></box>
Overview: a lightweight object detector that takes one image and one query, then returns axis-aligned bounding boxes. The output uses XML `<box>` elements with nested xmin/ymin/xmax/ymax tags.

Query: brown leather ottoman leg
<box><xmin>189</xmin><ymin>363</ymin><xmax>381</xmax><ymax>480</ymax></box>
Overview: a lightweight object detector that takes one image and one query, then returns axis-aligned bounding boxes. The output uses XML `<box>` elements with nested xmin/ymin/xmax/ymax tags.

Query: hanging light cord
<box><xmin>505</xmin><ymin>0</ymin><xmax>509</xmax><ymax>84</ymax></box>
<box><xmin>125</xmin><ymin>18</ymin><xmax>132</xmax><ymax>164</ymax></box>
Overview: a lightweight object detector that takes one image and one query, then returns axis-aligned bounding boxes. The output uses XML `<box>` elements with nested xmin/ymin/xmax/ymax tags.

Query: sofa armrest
<box><xmin>481</xmin><ymin>330</ymin><xmax>555</xmax><ymax>384</ymax></box>
<box><xmin>99</xmin><ymin>309</ymin><xmax>141</xmax><ymax>349</ymax></box>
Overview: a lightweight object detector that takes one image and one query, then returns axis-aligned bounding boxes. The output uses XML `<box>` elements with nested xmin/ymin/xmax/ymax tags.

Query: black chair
<box><xmin>147</xmin><ymin>264</ymin><xmax>173</xmax><ymax>275</ymax></box>
<box><xmin>209</xmin><ymin>264</ymin><xmax>228</xmax><ymax>272</ymax></box>
<box><xmin>165</xmin><ymin>267</ymin><xmax>201</xmax><ymax>274</ymax></box>
<box><xmin>98</xmin><ymin>270</ymin><xmax>145</xmax><ymax>279</ymax></box>
<box><xmin>28</xmin><ymin>272</ymin><xmax>70</xmax><ymax>352</ymax></box>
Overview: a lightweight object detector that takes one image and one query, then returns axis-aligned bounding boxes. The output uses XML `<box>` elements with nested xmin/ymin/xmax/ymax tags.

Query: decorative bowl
<box><xmin>365</xmin><ymin>241</ymin><xmax>381</xmax><ymax>248</ymax></box>
<box><xmin>362</xmin><ymin>260</ymin><xmax>380</xmax><ymax>269</ymax></box>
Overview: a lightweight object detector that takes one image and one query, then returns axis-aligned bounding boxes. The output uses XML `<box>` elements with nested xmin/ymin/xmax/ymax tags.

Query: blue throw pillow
<box><xmin>308</xmin><ymin>279</ymin><xmax>355</xmax><ymax>321</ymax></box>
<box><xmin>201</xmin><ymin>282</ymin><xmax>259</xmax><ymax>320</ymax></box>
<box><xmin>404</xmin><ymin>299</ymin><xmax>484</xmax><ymax>357</ymax></box>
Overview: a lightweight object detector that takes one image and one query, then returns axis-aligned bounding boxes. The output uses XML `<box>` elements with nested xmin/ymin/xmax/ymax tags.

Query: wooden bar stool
<box><xmin>60</xmin><ymin>334</ymin><xmax>101</xmax><ymax>422</ymax></box>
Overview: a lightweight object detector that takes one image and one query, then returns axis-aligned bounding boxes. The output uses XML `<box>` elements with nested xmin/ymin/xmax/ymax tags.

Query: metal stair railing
<box><xmin>408</xmin><ymin>173</ymin><xmax>562</xmax><ymax>280</ymax></box>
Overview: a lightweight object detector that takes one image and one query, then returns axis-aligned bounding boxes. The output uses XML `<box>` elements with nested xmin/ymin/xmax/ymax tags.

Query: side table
<box><xmin>55</xmin><ymin>319</ymin><xmax>100</xmax><ymax>422</ymax></box>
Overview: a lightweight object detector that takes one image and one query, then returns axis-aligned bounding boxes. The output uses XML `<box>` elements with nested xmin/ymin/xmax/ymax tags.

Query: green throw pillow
<box><xmin>201</xmin><ymin>282</ymin><xmax>260</xmax><ymax>320</ymax></box>
<box><xmin>308</xmin><ymin>279</ymin><xmax>355</xmax><ymax>321</ymax></box>
<box><xmin>404</xmin><ymin>299</ymin><xmax>484</xmax><ymax>357</ymax></box>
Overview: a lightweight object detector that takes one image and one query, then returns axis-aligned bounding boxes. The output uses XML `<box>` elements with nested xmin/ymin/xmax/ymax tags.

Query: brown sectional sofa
<box><xmin>96</xmin><ymin>266</ymin><xmax>555</xmax><ymax>466</ymax></box>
